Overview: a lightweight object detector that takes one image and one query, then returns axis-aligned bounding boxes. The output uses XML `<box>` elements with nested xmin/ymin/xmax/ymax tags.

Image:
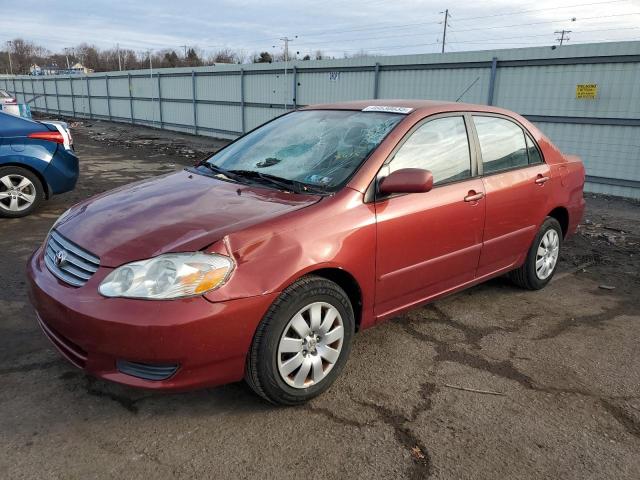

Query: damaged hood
<box><xmin>55</xmin><ymin>169</ymin><xmax>320</xmax><ymax>267</ymax></box>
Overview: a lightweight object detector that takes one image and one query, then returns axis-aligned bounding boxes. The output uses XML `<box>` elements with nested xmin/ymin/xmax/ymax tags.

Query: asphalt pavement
<box><xmin>1</xmin><ymin>119</ymin><xmax>639</xmax><ymax>479</ymax></box>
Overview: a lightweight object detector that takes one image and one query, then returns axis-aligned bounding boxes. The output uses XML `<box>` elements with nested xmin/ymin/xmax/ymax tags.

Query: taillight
<box><xmin>28</xmin><ymin>131</ymin><xmax>65</xmax><ymax>144</ymax></box>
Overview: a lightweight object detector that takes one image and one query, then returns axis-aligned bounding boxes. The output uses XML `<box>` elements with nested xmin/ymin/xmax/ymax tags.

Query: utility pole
<box><xmin>180</xmin><ymin>45</ymin><xmax>188</xmax><ymax>58</ymax></box>
<box><xmin>147</xmin><ymin>50</ymin><xmax>157</xmax><ymax>126</ymax></box>
<box><xmin>440</xmin><ymin>9</ymin><xmax>450</xmax><ymax>54</ymax></box>
<box><xmin>116</xmin><ymin>43</ymin><xmax>122</xmax><ymax>71</ymax></box>
<box><xmin>7</xmin><ymin>41</ymin><xmax>13</xmax><ymax>75</ymax></box>
<box><xmin>555</xmin><ymin>30</ymin><xmax>571</xmax><ymax>46</ymax></box>
<box><xmin>64</xmin><ymin>47</ymin><xmax>71</xmax><ymax>69</ymax></box>
<box><xmin>278</xmin><ymin>36</ymin><xmax>297</xmax><ymax>109</ymax></box>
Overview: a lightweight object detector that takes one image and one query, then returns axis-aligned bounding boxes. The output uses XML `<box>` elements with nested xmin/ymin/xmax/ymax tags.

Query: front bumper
<box><xmin>27</xmin><ymin>246</ymin><xmax>277</xmax><ymax>391</ymax></box>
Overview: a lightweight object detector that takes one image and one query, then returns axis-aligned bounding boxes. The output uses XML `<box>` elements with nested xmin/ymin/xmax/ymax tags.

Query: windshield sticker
<box><xmin>362</xmin><ymin>106</ymin><xmax>414</xmax><ymax>114</ymax></box>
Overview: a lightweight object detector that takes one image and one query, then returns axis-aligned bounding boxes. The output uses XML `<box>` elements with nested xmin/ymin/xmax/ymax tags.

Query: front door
<box><xmin>374</xmin><ymin>115</ymin><xmax>486</xmax><ymax>319</ymax></box>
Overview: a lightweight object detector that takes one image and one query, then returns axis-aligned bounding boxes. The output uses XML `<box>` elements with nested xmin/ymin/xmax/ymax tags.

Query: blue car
<box><xmin>0</xmin><ymin>111</ymin><xmax>79</xmax><ymax>217</ymax></box>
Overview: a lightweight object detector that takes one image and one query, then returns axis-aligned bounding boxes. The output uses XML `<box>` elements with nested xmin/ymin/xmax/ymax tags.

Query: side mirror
<box><xmin>378</xmin><ymin>168</ymin><xmax>434</xmax><ymax>195</ymax></box>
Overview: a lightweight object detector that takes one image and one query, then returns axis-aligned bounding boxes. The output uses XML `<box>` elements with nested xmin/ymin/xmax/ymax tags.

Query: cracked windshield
<box><xmin>204</xmin><ymin>110</ymin><xmax>403</xmax><ymax>191</ymax></box>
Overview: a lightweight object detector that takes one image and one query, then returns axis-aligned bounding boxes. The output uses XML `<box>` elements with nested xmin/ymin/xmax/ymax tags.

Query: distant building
<box><xmin>30</xmin><ymin>63</ymin><xmax>61</xmax><ymax>75</ymax></box>
<box><xmin>29</xmin><ymin>62</ymin><xmax>94</xmax><ymax>76</ymax></box>
<box><xmin>70</xmin><ymin>62</ymin><xmax>94</xmax><ymax>74</ymax></box>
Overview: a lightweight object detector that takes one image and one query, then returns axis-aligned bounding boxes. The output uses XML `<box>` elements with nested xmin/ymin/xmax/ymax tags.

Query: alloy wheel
<box><xmin>277</xmin><ymin>301</ymin><xmax>345</xmax><ymax>389</ymax></box>
<box><xmin>535</xmin><ymin>229</ymin><xmax>560</xmax><ymax>280</ymax></box>
<box><xmin>0</xmin><ymin>175</ymin><xmax>37</xmax><ymax>212</ymax></box>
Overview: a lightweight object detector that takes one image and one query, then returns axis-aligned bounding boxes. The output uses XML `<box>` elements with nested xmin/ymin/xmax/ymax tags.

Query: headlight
<box><xmin>99</xmin><ymin>253</ymin><xmax>234</xmax><ymax>299</ymax></box>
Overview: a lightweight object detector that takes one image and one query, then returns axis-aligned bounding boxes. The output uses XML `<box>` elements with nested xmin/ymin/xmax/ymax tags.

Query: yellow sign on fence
<box><xmin>576</xmin><ymin>84</ymin><xmax>598</xmax><ymax>99</ymax></box>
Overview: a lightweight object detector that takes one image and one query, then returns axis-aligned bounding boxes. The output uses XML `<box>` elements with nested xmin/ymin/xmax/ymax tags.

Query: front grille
<box><xmin>44</xmin><ymin>230</ymin><xmax>100</xmax><ymax>287</ymax></box>
<box><xmin>116</xmin><ymin>360</ymin><xmax>179</xmax><ymax>381</ymax></box>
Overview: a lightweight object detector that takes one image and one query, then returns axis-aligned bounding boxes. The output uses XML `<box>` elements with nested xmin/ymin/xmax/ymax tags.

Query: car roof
<box><xmin>301</xmin><ymin>99</ymin><xmax>519</xmax><ymax>118</ymax></box>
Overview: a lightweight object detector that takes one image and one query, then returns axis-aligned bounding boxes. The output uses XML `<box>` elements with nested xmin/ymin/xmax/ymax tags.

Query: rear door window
<box><xmin>473</xmin><ymin>116</ymin><xmax>529</xmax><ymax>174</ymax></box>
<box><xmin>388</xmin><ymin>116</ymin><xmax>472</xmax><ymax>185</ymax></box>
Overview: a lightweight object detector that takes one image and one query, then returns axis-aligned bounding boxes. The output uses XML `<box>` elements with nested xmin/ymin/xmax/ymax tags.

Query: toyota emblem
<box><xmin>54</xmin><ymin>250</ymin><xmax>68</xmax><ymax>267</ymax></box>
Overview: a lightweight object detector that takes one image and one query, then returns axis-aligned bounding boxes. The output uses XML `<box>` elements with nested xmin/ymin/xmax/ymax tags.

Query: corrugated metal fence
<box><xmin>1</xmin><ymin>41</ymin><xmax>639</xmax><ymax>198</ymax></box>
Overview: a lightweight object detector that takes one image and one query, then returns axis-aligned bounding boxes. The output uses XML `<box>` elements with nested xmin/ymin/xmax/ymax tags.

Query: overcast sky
<box><xmin>2</xmin><ymin>0</ymin><xmax>639</xmax><ymax>58</ymax></box>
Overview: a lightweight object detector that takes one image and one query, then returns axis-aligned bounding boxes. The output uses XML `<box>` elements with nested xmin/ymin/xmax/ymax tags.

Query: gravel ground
<box><xmin>1</xmin><ymin>118</ymin><xmax>639</xmax><ymax>479</ymax></box>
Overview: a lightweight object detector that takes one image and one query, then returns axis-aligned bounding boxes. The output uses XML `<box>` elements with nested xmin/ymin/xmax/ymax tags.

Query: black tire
<box><xmin>509</xmin><ymin>217</ymin><xmax>563</xmax><ymax>290</ymax></box>
<box><xmin>0</xmin><ymin>166</ymin><xmax>45</xmax><ymax>218</ymax></box>
<box><xmin>245</xmin><ymin>275</ymin><xmax>355</xmax><ymax>405</ymax></box>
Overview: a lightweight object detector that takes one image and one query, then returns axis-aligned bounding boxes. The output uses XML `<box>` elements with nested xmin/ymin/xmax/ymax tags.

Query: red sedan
<box><xmin>27</xmin><ymin>100</ymin><xmax>585</xmax><ymax>405</ymax></box>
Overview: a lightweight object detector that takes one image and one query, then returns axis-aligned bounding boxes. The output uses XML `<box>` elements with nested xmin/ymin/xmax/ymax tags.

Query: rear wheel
<box><xmin>245</xmin><ymin>275</ymin><xmax>355</xmax><ymax>405</ymax></box>
<box><xmin>509</xmin><ymin>217</ymin><xmax>562</xmax><ymax>290</ymax></box>
<box><xmin>0</xmin><ymin>166</ymin><xmax>44</xmax><ymax>218</ymax></box>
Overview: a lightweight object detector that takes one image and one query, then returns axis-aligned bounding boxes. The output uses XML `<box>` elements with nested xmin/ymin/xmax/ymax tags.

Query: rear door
<box><xmin>471</xmin><ymin>114</ymin><xmax>551</xmax><ymax>277</ymax></box>
<box><xmin>374</xmin><ymin>114</ymin><xmax>486</xmax><ymax>318</ymax></box>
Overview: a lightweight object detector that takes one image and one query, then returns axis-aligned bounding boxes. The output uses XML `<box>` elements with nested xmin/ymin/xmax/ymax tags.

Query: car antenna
<box><xmin>455</xmin><ymin>76</ymin><xmax>480</xmax><ymax>102</ymax></box>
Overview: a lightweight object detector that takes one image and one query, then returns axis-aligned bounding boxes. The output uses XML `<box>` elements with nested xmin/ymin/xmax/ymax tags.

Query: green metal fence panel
<box><xmin>1</xmin><ymin>41</ymin><xmax>638</xmax><ymax>198</ymax></box>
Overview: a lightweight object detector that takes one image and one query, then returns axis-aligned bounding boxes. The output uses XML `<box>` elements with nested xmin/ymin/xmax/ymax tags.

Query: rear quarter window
<box><xmin>525</xmin><ymin>134</ymin><xmax>543</xmax><ymax>164</ymax></box>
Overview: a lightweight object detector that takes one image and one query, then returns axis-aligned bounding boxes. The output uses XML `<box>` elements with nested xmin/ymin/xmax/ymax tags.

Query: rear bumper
<box><xmin>44</xmin><ymin>148</ymin><xmax>79</xmax><ymax>195</ymax></box>
<box><xmin>567</xmin><ymin>196</ymin><xmax>586</xmax><ymax>239</ymax></box>
<box><xmin>27</xmin><ymin>246</ymin><xmax>277</xmax><ymax>391</ymax></box>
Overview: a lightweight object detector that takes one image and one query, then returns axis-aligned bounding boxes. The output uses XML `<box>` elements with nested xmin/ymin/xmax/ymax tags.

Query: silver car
<box><xmin>0</xmin><ymin>89</ymin><xmax>17</xmax><ymax>105</ymax></box>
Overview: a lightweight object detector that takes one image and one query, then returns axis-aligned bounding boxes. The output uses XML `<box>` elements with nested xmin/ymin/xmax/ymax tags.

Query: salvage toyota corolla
<box><xmin>27</xmin><ymin>100</ymin><xmax>585</xmax><ymax>405</ymax></box>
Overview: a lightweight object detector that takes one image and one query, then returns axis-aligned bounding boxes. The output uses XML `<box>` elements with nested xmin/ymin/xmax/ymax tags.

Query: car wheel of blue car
<box><xmin>0</xmin><ymin>166</ymin><xmax>44</xmax><ymax>218</ymax></box>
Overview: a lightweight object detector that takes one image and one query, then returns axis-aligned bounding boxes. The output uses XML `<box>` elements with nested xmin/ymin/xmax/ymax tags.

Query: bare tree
<box><xmin>211</xmin><ymin>48</ymin><xmax>238</xmax><ymax>64</ymax></box>
<box><xmin>5</xmin><ymin>38</ymin><xmax>49</xmax><ymax>74</ymax></box>
<box><xmin>0</xmin><ymin>37</ymin><xmax>340</xmax><ymax>73</ymax></box>
<box><xmin>234</xmin><ymin>49</ymin><xmax>250</xmax><ymax>64</ymax></box>
<box><xmin>74</xmin><ymin>43</ymin><xmax>100</xmax><ymax>70</ymax></box>
<box><xmin>343</xmin><ymin>49</ymin><xmax>370</xmax><ymax>59</ymax></box>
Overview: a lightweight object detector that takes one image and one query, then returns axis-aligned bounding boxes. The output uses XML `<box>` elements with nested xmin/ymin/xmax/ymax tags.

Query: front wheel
<box><xmin>245</xmin><ymin>275</ymin><xmax>355</xmax><ymax>405</ymax></box>
<box><xmin>509</xmin><ymin>217</ymin><xmax>562</xmax><ymax>290</ymax></box>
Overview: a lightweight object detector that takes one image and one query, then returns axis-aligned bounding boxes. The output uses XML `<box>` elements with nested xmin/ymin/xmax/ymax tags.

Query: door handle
<box><xmin>535</xmin><ymin>175</ymin><xmax>550</xmax><ymax>185</ymax></box>
<box><xmin>464</xmin><ymin>191</ymin><xmax>485</xmax><ymax>202</ymax></box>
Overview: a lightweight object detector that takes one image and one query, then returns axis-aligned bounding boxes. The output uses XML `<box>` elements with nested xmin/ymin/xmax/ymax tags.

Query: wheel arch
<box><xmin>301</xmin><ymin>267</ymin><xmax>364</xmax><ymax>332</ymax></box>
<box><xmin>547</xmin><ymin>206</ymin><xmax>569</xmax><ymax>238</ymax></box>
<box><xmin>0</xmin><ymin>162</ymin><xmax>50</xmax><ymax>199</ymax></box>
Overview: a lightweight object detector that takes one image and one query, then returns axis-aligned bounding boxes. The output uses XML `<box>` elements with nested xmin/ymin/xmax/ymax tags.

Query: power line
<box><xmin>294</xmin><ymin>12</ymin><xmax>639</xmax><ymax>48</ymax></box>
<box><xmin>297</xmin><ymin>0</ymin><xmax>630</xmax><ymax>39</ymax></box>
<box><xmin>453</xmin><ymin>0</ymin><xmax>627</xmax><ymax>22</ymax></box>
<box><xmin>442</xmin><ymin>26</ymin><xmax>639</xmax><ymax>44</ymax></box>
<box><xmin>325</xmin><ymin>33</ymin><xmax>638</xmax><ymax>55</ymax></box>
<box><xmin>450</xmin><ymin>25</ymin><xmax>638</xmax><ymax>43</ymax></box>
<box><xmin>442</xmin><ymin>12</ymin><xmax>637</xmax><ymax>33</ymax></box>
